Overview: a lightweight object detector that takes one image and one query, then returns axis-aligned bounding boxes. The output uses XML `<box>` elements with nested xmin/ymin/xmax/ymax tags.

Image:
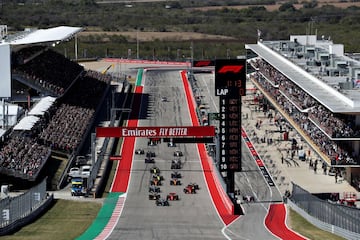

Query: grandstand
<box><xmin>246</xmin><ymin>35</ymin><xmax>360</xmax><ymax>192</ymax></box>
<box><xmin>0</xmin><ymin>26</ymin><xmax>113</xmax><ymax>184</ymax></box>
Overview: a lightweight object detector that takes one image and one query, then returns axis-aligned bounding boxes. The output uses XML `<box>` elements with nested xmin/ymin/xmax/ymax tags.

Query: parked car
<box><xmin>68</xmin><ymin>167</ymin><xmax>80</xmax><ymax>178</ymax></box>
<box><xmin>80</xmin><ymin>165</ymin><xmax>91</xmax><ymax>176</ymax></box>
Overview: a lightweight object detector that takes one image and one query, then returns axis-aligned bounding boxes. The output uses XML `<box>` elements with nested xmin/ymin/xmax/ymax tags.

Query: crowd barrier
<box><xmin>0</xmin><ymin>178</ymin><xmax>53</xmax><ymax>235</ymax></box>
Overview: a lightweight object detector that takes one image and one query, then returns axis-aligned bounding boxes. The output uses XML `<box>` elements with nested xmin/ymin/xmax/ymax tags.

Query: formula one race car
<box><xmin>145</xmin><ymin>157</ymin><xmax>155</xmax><ymax>163</ymax></box>
<box><xmin>156</xmin><ymin>198</ymin><xmax>170</xmax><ymax>206</ymax></box>
<box><xmin>166</xmin><ymin>192</ymin><xmax>179</xmax><ymax>201</ymax></box>
<box><xmin>183</xmin><ymin>185</ymin><xmax>196</xmax><ymax>194</ymax></box>
<box><xmin>150</xmin><ymin>167</ymin><xmax>160</xmax><ymax>174</ymax></box>
<box><xmin>171</xmin><ymin>171</ymin><xmax>182</xmax><ymax>179</ymax></box>
<box><xmin>152</xmin><ymin>173</ymin><xmax>164</xmax><ymax>181</ymax></box>
<box><xmin>188</xmin><ymin>183</ymin><xmax>199</xmax><ymax>190</ymax></box>
<box><xmin>149</xmin><ymin>185</ymin><xmax>161</xmax><ymax>193</ymax></box>
<box><xmin>167</xmin><ymin>142</ymin><xmax>176</xmax><ymax>147</ymax></box>
<box><xmin>135</xmin><ymin>148</ymin><xmax>145</xmax><ymax>154</ymax></box>
<box><xmin>171</xmin><ymin>159</ymin><xmax>181</xmax><ymax>169</ymax></box>
<box><xmin>170</xmin><ymin>178</ymin><xmax>181</xmax><ymax>186</ymax></box>
<box><xmin>173</xmin><ymin>150</ymin><xmax>183</xmax><ymax>157</ymax></box>
<box><xmin>150</xmin><ymin>179</ymin><xmax>162</xmax><ymax>186</ymax></box>
<box><xmin>149</xmin><ymin>193</ymin><xmax>161</xmax><ymax>200</ymax></box>
<box><xmin>146</xmin><ymin>151</ymin><xmax>156</xmax><ymax>158</ymax></box>
<box><xmin>148</xmin><ymin>140</ymin><xmax>157</xmax><ymax>146</ymax></box>
<box><xmin>243</xmin><ymin>195</ymin><xmax>255</xmax><ymax>202</ymax></box>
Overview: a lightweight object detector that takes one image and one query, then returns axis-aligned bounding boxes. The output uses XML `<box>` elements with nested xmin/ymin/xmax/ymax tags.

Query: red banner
<box><xmin>96</xmin><ymin>126</ymin><xmax>215</xmax><ymax>138</ymax></box>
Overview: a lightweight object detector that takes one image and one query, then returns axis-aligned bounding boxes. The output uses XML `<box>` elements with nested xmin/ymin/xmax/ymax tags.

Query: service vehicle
<box><xmin>68</xmin><ymin>167</ymin><xmax>80</xmax><ymax>178</ymax></box>
<box><xmin>170</xmin><ymin>178</ymin><xmax>181</xmax><ymax>186</ymax></box>
<box><xmin>156</xmin><ymin>198</ymin><xmax>169</xmax><ymax>206</ymax></box>
<box><xmin>80</xmin><ymin>165</ymin><xmax>91</xmax><ymax>176</ymax></box>
<box><xmin>71</xmin><ymin>177</ymin><xmax>86</xmax><ymax>196</ymax></box>
<box><xmin>166</xmin><ymin>192</ymin><xmax>179</xmax><ymax>201</ymax></box>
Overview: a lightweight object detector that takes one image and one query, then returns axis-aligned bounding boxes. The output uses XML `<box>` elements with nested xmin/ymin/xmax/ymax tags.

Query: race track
<box><xmin>107</xmin><ymin>70</ymin><xmax>227</xmax><ymax>239</ymax></box>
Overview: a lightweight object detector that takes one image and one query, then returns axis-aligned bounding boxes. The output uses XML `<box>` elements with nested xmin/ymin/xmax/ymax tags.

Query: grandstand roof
<box><xmin>13</xmin><ymin>115</ymin><xmax>40</xmax><ymax>131</ymax></box>
<box><xmin>4</xmin><ymin>26</ymin><xmax>83</xmax><ymax>45</ymax></box>
<box><xmin>28</xmin><ymin>96</ymin><xmax>56</xmax><ymax>116</ymax></box>
<box><xmin>246</xmin><ymin>38</ymin><xmax>360</xmax><ymax>113</ymax></box>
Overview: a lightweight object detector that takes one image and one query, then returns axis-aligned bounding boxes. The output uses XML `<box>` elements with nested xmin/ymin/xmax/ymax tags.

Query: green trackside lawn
<box><xmin>1</xmin><ymin>199</ymin><xmax>101</xmax><ymax>240</ymax></box>
<box><xmin>288</xmin><ymin>208</ymin><xmax>346</xmax><ymax>240</ymax></box>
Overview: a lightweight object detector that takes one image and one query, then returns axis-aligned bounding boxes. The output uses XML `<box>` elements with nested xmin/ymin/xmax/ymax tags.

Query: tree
<box><xmin>279</xmin><ymin>2</ymin><xmax>296</xmax><ymax>12</ymax></box>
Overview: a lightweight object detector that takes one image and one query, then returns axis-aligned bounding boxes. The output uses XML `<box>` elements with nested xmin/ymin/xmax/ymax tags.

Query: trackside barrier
<box><xmin>103</xmin><ymin>58</ymin><xmax>190</xmax><ymax>66</ymax></box>
<box><xmin>287</xmin><ymin>199</ymin><xmax>360</xmax><ymax>240</ymax></box>
<box><xmin>0</xmin><ymin>178</ymin><xmax>53</xmax><ymax>235</ymax></box>
<box><xmin>290</xmin><ymin>183</ymin><xmax>360</xmax><ymax>238</ymax></box>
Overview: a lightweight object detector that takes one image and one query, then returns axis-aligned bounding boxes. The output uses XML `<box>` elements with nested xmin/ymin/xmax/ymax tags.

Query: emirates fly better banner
<box><xmin>96</xmin><ymin>126</ymin><xmax>215</xmax><ymax>138</ymax></box>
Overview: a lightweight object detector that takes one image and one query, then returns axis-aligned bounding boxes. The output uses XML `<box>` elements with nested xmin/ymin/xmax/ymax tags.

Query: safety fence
<box><xmin>290</xmin><ymin>183</ymin><xmax>360</xmax><ymax>237</ymax></box>
<box><xmin>0</xmin><ymin>178</ymin><xmax>52</xmax><ymax>235</ymax></box>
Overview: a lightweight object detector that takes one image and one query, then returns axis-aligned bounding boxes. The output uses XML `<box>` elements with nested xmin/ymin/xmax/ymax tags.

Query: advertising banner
<box><xmin>96</xmin><ymin>126</ymin><xmax>215</xmax><ymax>138</ymax></box>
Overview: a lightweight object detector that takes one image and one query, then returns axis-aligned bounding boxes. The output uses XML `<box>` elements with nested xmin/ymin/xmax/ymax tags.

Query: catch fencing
<box><xmin>290</xmin><ymin>182</ymin><xmax>360</xmax><ymax>238</ymax></box>
<box><xmin>0</xmin><ymin>178</ymin><xmax>51</xmax><ymax>230</ymax></box>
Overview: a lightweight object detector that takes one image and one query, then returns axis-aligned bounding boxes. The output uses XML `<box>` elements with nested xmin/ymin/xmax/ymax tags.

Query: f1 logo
<box><xmin>217</xmin><ymin>65</ymin><xmax>243</xmax><ymax>74</ymax></box>
<box><xmin>194</xmin><ymin>60</ymin><xmax>212</xmax><ymax>67</ymax></box>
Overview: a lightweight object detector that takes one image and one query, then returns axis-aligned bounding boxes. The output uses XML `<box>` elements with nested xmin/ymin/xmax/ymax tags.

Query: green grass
<box><xmin>1</xmin><ymin>200</ymin><xmax>101</xmax><ymax>240</ymax></box>
<box><xmin>288</xmin><ymin>208</ymin><xmax>346</xmax><ymax>240</ymax></box>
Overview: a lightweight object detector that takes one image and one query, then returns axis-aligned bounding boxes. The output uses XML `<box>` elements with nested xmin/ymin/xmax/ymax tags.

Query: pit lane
<box><xmin>192</xmin><ymin>73</ymin><xmax>283</xmax><ymax>239</ymax></box>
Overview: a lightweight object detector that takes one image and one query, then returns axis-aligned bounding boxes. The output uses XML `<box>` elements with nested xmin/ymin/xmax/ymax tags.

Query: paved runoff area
<box><xmin>241</xmin><ymin>80</ymin><xmax>359</xmax><ymax>197</ymax></box>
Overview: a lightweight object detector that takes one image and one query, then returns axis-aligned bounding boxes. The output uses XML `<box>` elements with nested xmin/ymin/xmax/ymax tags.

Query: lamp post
<box><xmin>190</xmin><ymin>42</ymin><xmax>194</xmax><ymax>77</ymax></box>
<box><xmin>136</xmin><ymin>29</ymin><xmax>139</xmax><ymax>59</ymax></box>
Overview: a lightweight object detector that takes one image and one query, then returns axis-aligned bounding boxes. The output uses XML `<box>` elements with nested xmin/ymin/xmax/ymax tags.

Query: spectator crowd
<box><xmin>12</xmin><ymin>48</ymin><xmax>84</xmax><ymax>96</ymax></box>
<box><xmin>250</xmin><ymin>58</ymin><xmax>359</xmax><ymax>166</ymax></box>
<box><xmin>0</xmin><ymin>48</ymin><xmax>112</xmax><ymax>181</ymax></box>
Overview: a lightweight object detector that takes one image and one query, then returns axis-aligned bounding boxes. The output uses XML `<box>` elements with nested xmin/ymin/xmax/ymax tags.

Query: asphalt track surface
<box><xmin>107</xmin><ymin>70</ymin><xmax>227</xmax><ymax>239</ymax></box>
<box><xmin>85</xmin><ymin>61</ymin><xmax>305</xmax><ymax>240</ymax></box>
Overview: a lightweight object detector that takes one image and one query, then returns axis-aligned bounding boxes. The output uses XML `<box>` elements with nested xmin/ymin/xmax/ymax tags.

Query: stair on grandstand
<box><xmin>46</xmin><ymin>150</ymin><xmax>71</xmax><ymax>190</ymax></box>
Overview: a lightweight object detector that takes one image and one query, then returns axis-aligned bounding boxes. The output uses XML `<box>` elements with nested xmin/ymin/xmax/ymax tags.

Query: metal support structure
<box><xmin>136</xmin><ymin>30</ymin><xmax>139</xmax><ymax>59</ymax></box>
<box><xmin>91</xmin><ymin>133</ymin><xmax>96</xmax><ymax>166</ymax></box>
<box><xmin>110</xmin><ymin>108</ymin><xmax>131</xmax><ymax>122</ymax></box>
<box><xmin>190</xmin><ymin>41</ymin><xmax>194</xmax><ymax>77</ymax></box>
<box><xmin>74</xmin><ymin>34</ymin><xmax>78</xmax><ymax>60</ymax></box>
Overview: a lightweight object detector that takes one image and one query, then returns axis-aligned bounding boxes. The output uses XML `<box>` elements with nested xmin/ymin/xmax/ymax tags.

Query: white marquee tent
<box><xmin>28</xmin><ymin>96</ymin><xmax>56</xmax><ymax>116</ymax></box>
